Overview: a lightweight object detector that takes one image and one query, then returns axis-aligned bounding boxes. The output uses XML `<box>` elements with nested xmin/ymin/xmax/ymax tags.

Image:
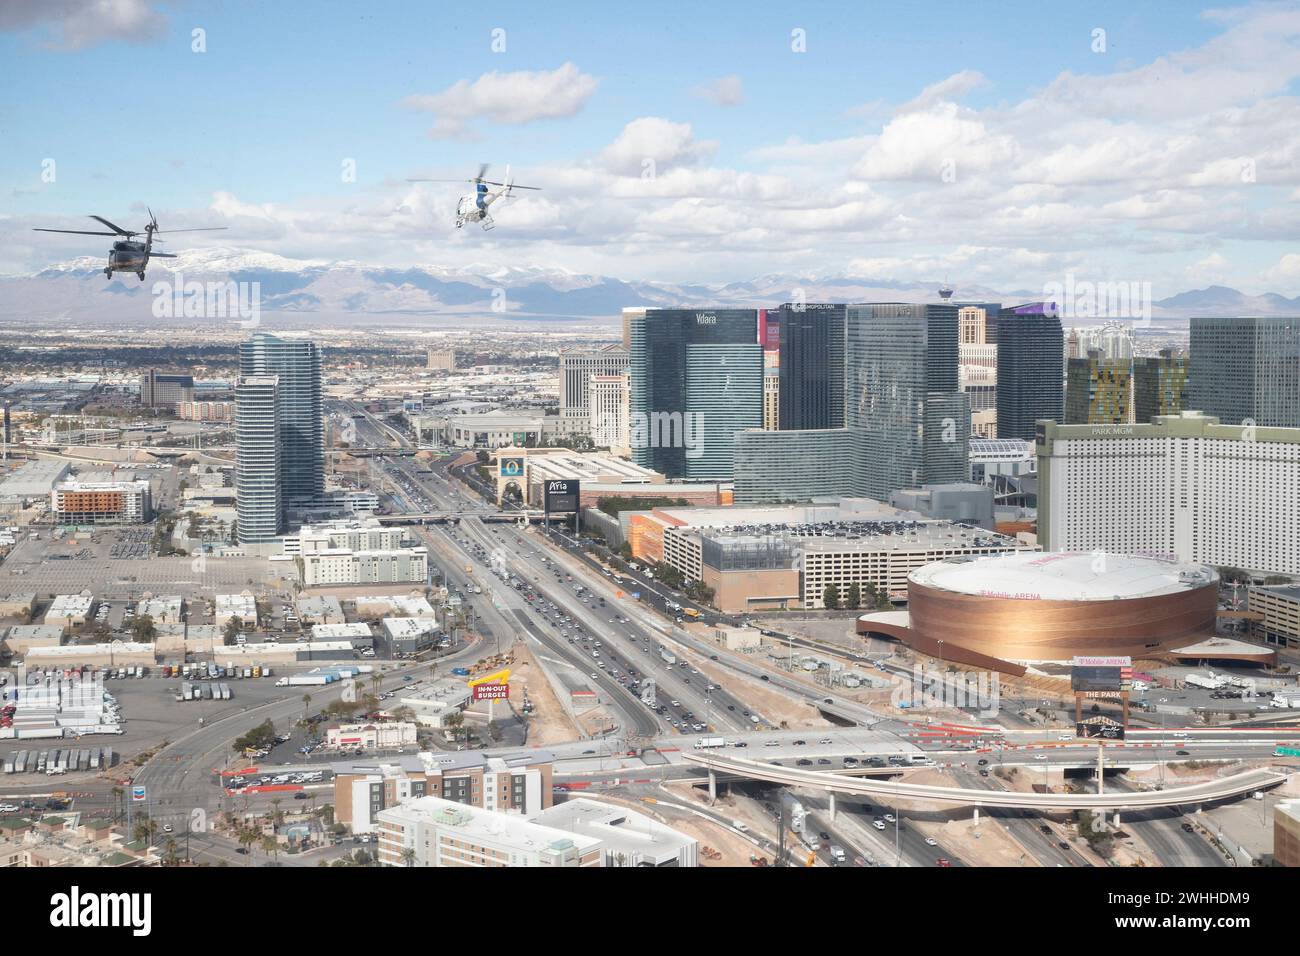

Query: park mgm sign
<box><xmin>1070</xmin><ymin>656</ymin><xmax>1133</xmax><ymax>736</ymax></box>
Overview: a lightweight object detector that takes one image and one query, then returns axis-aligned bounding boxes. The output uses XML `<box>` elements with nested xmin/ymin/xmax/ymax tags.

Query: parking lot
<box><xmin>0</xmin><ymin>533</ymin><xmax>288</xmax><ymax>597</ymax></box>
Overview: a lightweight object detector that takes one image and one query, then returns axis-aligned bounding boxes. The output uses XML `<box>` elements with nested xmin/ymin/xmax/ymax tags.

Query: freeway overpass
<box><xmin>682</xmin><ymin>751</ymin><xmax>1289</xmax><ymax>812</ymax></box>
<box><xmin>376</xmin><ymin>511</ymin><xmax>543</xmax><ymax>525</ymax></box>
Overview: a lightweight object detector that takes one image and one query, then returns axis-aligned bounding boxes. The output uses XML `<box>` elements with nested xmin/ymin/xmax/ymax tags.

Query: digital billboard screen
<box><xmin>544</xmin><ymin>479</ymin><xmax>579</xmax><ymax>514</ymax></box>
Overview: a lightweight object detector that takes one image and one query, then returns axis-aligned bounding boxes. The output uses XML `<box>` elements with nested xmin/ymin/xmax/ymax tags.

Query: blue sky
<box><xmin>3</xmin><ymin>0</ymin><xmax>1298</xmax><ymax>294</ymax></box>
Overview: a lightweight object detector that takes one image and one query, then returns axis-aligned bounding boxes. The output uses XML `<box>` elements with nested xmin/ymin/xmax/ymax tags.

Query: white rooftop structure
<box><xmin>355</xmin><ymin>594</ymin><xmax>436</xmax><ymax>618</ymax></box>
<box><xmin>0</xmin><ymin>460</ymin><xmax>70</xmax><ymax>498</ymax></box>
<box><xmin>381</xmin><ymin>617</ymin><xmax>439</xmax><ymax>640</ymax></box>
<box><xmin>910</xmin><ymin>551</ymin><xmax>1218</xmax><ymax>602</ymax></box>
<box><xmin>138</xmin><ymin>595</ymin><xmax>183</xmax><ymax>624</ymax></box>
<box><xmin>312</xmin><ymin>623</ymin><xmax>373</xmax><ymax>640</ymax></box>
<box><xmin>530</xmin><ymin>798</ymin><xmax>698</xmax><ymax>867</ymax></box>
<box><xmin>215</xmin><ymin>593</ymin><xmax>258</xmax><ymax>626</ymax></box>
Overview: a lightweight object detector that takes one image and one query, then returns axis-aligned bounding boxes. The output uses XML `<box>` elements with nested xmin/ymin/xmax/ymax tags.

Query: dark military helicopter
<box><xmin>33</xmin><ymin>209</ymin><xmax>226</xmax><ymax>281</ymax></box>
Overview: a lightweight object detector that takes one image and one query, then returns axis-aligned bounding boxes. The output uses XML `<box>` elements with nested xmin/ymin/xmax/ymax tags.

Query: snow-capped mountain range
<box><xmin>2</xmin><ymin>248</ymin><xmax>1298</xmax><ymax>328</ymax></box>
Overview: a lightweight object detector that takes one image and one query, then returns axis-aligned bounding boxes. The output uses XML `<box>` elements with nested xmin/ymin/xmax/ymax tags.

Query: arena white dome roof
<box><xmin>909</xmin><ymin>551</ymin><xmax>1217</xmax><ymax>602</ymax></box>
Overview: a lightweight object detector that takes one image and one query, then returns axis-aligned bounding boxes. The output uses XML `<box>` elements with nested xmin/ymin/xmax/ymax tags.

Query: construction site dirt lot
<box><xmin>508</xmin><ymin>640</ymin><xmax>580</xmax><ymax>746</ymax></box>
<box><xmin>683</xmin><ymin>651</ymin><xmax>833</xmax><ymax>730</ymax></box>
<box><xmin>639</xmin><ymin>787</ymin><xmax>767</xmax><ymax>867</ymax></box>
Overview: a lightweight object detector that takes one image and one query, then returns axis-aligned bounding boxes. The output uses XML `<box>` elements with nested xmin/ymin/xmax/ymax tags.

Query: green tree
<box><xmin>845</xmin><ymin>583</ymin><xmax>861</xmax><ymax>609</ymax></box>
<box><xmin>223</xmin><ymin>618</ymin><xmax>242</xmax><ymax>645</ymax></box>
<box><xmin>822</xmin><ymin>585</ymin><xmax>840</xmax><ymax>610</ymax></box>
<box><xmin>131</xmin><ymin>613</ymin><xmax>156</xmax><ymax>642</ymax></box>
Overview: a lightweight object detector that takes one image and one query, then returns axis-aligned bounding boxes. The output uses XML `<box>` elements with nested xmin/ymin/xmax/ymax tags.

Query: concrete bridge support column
<box><xmin>708</xmin><ymin>770</ymin><xmax>716</xmax><ymax>802</ymax></box>
<box><xmin>828</xmin><ymin>791</ymin><xmax>837</xmax><ymax>822</ymax></box>
<box><xmin>973</xmin><ymin>807</ymin><xmax>980</xmax><ymax>827</ymax></box>
<box><xmin>1112</xmin><ymin>811</ymin><xmax>1121</xmax><ymax>829</ymax></box>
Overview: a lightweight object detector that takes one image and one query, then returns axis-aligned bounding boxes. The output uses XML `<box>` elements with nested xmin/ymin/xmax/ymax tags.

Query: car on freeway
<box><xmin>925</xmin><ymin>837</ymin><xmax>938</xmax><ymax>846</ymax></box>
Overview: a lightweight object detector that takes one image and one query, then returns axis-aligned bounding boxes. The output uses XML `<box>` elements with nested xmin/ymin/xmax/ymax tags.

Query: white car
<box><xmin>1033</xmin><ymin>754</ymin><xmax>1047</xmax><ymax>761</ymax></box>
<box><xmin>924</xmin><ymin>837</ymin><xmax>938</xmax><ymax>846</ymax></box>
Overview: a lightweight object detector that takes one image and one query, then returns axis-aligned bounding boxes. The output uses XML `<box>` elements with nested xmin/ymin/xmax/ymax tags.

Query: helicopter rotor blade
<box><xmin>476</xmin><ymin>162</ymin><xmax>490</xmax><ymax>182</ymax></box>
<box><xmin>152</xmin><ymin>227</ymin><xmax>228</xmax><ymax>233</ymax></box>
<box><xmin>88</xmin><ymin>215</ymin><xmax>133</xmax><ymax>235</ymax></box>
<box><xmin>33</xmin><ymin>228</ymin><xmax>121</xmax><ymax>236</ymax></box>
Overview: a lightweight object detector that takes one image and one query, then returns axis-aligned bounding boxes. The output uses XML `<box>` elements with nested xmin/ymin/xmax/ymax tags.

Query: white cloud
<box><xmin>692</xmin><ymin>75</ymin><xmax>744</xmax><ymax>107</ymax></box>
<box><xmin>599</xmin><ymin>117</ymin><xmax>717</xmax><ymax>176</ymax></box>
<box><xmin>402</xmin><ymin>62</ymin><xmax>598</xmax><ymax>140</ymax></box>
<box><xmin>0</xmin><ymin>0</ymin><xmax>166</xmax><ymax>49</ymax></box>
<box><xmin>852</xmin><ymin>102</ymin><xmax>1020</xmax><ymax>181</ymax></box>
<box><xmin>1261</xmin><ymin>252</ymin><xmax>1300</xmax><ymax>282</ymax></box>
<box><xmin>899</xmin><ymin>70</ymin><xmax>988</xmax><ymax>113</ymax></box>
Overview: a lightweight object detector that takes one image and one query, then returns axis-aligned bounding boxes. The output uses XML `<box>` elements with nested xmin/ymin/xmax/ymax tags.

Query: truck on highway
<box><xmin>274</xmin><ymin>673</ymin><xmax>334</xmax><ymax>687</ymax></box>
<box><xmin>781</xmin><ymin>792</ymin><xmax>807</xmax><ymax>834</ymax></box>
<box><xmin>640</xmin><ymin>679</ymin><xmax>657</xmax><ymax>708</ymax></box>
<box><xmin>682</xmin><ymin>608</ymin><xmax>701</xmax><ymax>620</ymax></box>
<box><xmin>659</xmin><ymin>649</ymin><xmax>677</xmax><ymax>666</ymax></box>
<box><xmin>829</xmin><ymin>845</ymin><xmax>847</xmax><ymax>864</ymax></box>
<box><xmin>694</xmin><ymin>736</ymin><xmax>725</xmax><ymax>750</ymax></box>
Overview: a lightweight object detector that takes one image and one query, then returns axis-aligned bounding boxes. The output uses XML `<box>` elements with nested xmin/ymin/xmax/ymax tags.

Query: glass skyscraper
<box><xmin>774</xmin><ymin>303</ymin><xmax>846</xmax><ymax>430</ymax></box>
<box><xmin>846</xmin><ymin>303</ymin><xmax>969</xmax><ymax>499</ymax></box>
<box><xmin>235</xmin><ymin>375</ymin><xmax>282</xmax><ymax>544</ymax></box>
<box><xmin>995</xmin><ymin>303</ymin><xmax>1065</xmax><ymax>441</ymax></box>
<box><xmin>1133</xmin><ymin>351</ymin><xmax>1188</xmax><ymax>423</ymax></box>
<box><xmin>625</xmin><ymin>308</ymin><xmax>762</xmax><ymax>480</ymax></box>
<box><xmin>239</xmin><ymin>332</ymin><xmax>324</xmax><ymax>505</ymax></box>
<box><xmin>1189</xmin><ymin>316</ymin><xmax>1300</xmax><ymax>428</ymax></box>
<box><xmin>1066</xmin><ymin>356</ymin><xmax>1133</xmax><ymax>424</ymax></box>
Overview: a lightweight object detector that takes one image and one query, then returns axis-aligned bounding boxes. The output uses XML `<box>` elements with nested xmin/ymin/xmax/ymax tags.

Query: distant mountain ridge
<box><xmin>2</xmin><ymin>249</ymin><xmax>1297</xmax><ymax>326</ymax></box>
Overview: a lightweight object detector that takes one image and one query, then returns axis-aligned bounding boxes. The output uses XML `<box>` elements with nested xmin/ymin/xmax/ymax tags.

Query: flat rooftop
<box><xmin>911</xmin><ymin>551</ymin><xmax>1218</xmax><ymax>601</ymax></box>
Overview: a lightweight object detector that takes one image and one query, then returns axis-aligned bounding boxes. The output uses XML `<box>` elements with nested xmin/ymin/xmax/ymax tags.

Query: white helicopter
<box><xmin>407</xmin><ymin>163</ymin><xmax>540</xmax><ymax>231</ymax></box>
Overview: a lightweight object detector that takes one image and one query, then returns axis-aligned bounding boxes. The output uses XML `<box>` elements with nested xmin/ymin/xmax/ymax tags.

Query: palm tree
<box><xmin>261</xmin><ymin>834</ymin><xmax>279</xmax><ymax>864</ymax></box>
<box><xmin>163</xmin><ymin>837</ymin><xmax>180</xmax><ymax>866</ymax></box>
<box><xmin>400</xmin><ymin>846</ymin><xmax>416</xmax><ymax>867</ymax></box>
<box><xmin>133</xmin><ymin>816</ymin><xmax>158</xmax><ymax>846</ymax></box>
<box><xmin>236</xmin><ymin>825</ymin><xmax>257</xmax><ymax>864</ymax></box>
<box><xmin>444</xmin><ymin>712</ymin><xmax>465</xmax><ymax>748</ymax></box>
